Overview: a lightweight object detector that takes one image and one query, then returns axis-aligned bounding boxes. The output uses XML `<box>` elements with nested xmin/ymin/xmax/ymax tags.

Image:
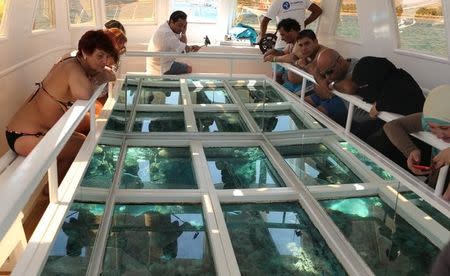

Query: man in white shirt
<box><xmin>147</xmin><ymin>11</ymin><xmax>200</xmax><ymax>75</ymax></box>
<box><xmin>259</xmin><ymin>0</ymin><xmax>322</xmax><ymax>50</ymax></box>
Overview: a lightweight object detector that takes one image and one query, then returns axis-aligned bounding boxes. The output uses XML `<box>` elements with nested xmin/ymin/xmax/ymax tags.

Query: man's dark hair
<box><xmin>78</xmin><ymin>30</ymin><xmax>118</xmax><ymax>63</ymax></box>
<box><xmin>298</xmin><ymin>29</ymin><xmax>317</xmax><ymax>41</ymax></box>
<box><xmin>277</xmin><ymin>18</ymin><xmax>301</xmax><ymax>32</ymax></box>
<box><xmin>105</xmin><ymin>19</ymin><xmax>126</xmax><ymax>34</ymax></box>
<box><xmin>169</xmin><ymin>10</ymin><xmax>187</xmax><ymax>22</ymax></box>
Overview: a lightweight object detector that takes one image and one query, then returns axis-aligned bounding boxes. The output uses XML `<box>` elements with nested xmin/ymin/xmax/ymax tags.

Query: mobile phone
<box><xmin>412</xmin><ymin>164</ymin><xmax>431</xmax><ymax>171</ymax></box>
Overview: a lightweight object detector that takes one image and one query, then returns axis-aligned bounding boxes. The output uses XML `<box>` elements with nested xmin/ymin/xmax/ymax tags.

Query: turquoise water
<box><xmin>195</xmin><ymin>112</ymin><xmax>248</xmax><ymax>132</ymax></box>
<box><xmin>138</xmin><ymin>86</ymin><xmax>181</xmax><ymax>105</ymax></box>
<box><xmin>132</xmin><ymin>112</ymin><xmax>186</xmax><ymax>132</ymax></box>
<box><xmin>41</xmin><ymin>202</ymin><xmax>105</xmax><ymax>275</ymax></box>
<box><xmin>276</xmin><ymin>143</ymin><xmax>362</xmax><ymax>185</ymax></box>
<box><xmin>81</xmin><ymin>145</ymin><xmax>121</xmax><ymax>188</ymax></box>
<box><xmin>251</xmin><ymin>110</ymin><xmax>307</xmax><ymax>132</ymax></box>
<box><xmin>102</xmin><ymin>204</ymin><xmax>215</xmax><ymax>275</ymax></box>
<box><xmin>233</xmin><ymin>85</ymin><xmax>285</xmax><ymax>104</ymax></box>
<box><xmin>121</xmin><ymin>147</ymin><xmax>197</xmax><ymax>189</ymax></box>
<box><xmin>402</xmin><ymin>192</ymin><xmax>450</xmax><ymax>230</ymax></box>
<box><xmin>204</xmin><ymin>146</ymin><xmax>285</xmax><ymax>189</ymax></box>
<box><xmin>340</xmin><ymin>142</ymin><xmax>394</xmax><ymax>181</ymax></box>
<box><xmin>222</xmin><ymin>202</ymin><xmax>347</xmax><ymax>275</ymax></box>
<box><xmin>338</xmin><ymin>15</ymin><xmax>448</xmax><ymax>57</ymax></box>
<box><xmin>321</xmin><ymin>196</ymin><xmax>439</xmax><ymax>275</ymax></box>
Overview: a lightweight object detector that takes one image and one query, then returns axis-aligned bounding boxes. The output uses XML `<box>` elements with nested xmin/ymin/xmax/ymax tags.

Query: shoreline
<box><xmin>341</xmin><ymin>11</ymin><xmax>443</xmax><ymax>21</ymax></box>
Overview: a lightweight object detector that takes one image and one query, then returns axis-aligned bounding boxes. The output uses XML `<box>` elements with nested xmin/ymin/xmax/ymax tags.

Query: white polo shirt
<box><xmin>266</xmin><ymin>0</ymin><xmax>312</xmax><ymax>48</ymax></box>
<box><xmin>146</xmin><ymin>21</ymin><xmax>186</xmax><ymax>75</ymax></box>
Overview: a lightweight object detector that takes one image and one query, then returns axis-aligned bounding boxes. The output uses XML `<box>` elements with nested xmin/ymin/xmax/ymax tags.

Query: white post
<box><xmin>90</xmin><ymin>102</ymin><xmax>96</xmax><ymax>133</ymax></box>
<box><xmin>48</xmin><ymin>161</ymin><xmax>59</xmax><ymax>203</ymax></box>
<box><xmin>345</xmin><ymin>103</ymin><xmax>354</xmax><ymax>134</ymax></box>
<box><xmin>434</xmin><ymin>165</ymin><xmax>449</xmax><ymax>196</ymax></box>
<box><xmin>300</xmin><ymin>77</ymin><xmax>307</xmax><ymax>100</ymax></box>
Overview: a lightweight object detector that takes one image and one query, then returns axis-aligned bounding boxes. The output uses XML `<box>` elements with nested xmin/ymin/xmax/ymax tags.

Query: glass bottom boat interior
<box><xmin>38</xmin><ymin>76</ymin><xmax>450</xmax><ymax>275</ymax></box>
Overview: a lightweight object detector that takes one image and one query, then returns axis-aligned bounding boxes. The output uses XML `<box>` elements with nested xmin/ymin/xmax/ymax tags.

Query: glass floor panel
<box><xmin>276</xmin><ymin>144</ymin><xmax>362</xmax><ymax>185</ymax></box>
<box><xmin>105</xmin><ymin>110</ymin><xmax>129</xmax><ymax>132</ymax></box>
<box><xmin>120</xmin><ymin>147</ymin><xmax>197</xmax><ymax>189</ymax></box>
<box><xmin>102</xmin><ymin>204</ymin><xmax>215</xmax><ymax>275</ymax></box>
<box><xmin>138</xmin><ymin>86</ymin><xmax>181</xmax><ymax>105</ymax></box>
<box><xmin>204</xmin><ymin>147</ymin><xmax>285</xmax><ymax>189</ymax></box>
<box><xmin>81</xmin><ymin>145</ymin><xmax>121</xmax><ymax>188</ymax></box>
<box><xmin>340</xmin><ymin>142</ymin><xmax>395</xmax><ymax>181</ymax></box>
<box><xmin>222</xmin><ymin>202</ymin><xmax>347</xmax><ymax>275</ymax></box>
<box><xmin>41</xmin><ymin>202</ymin><xmax>105</xmax><ymax>276</ymax></box>
<box><xmin>190</xmin><ymin>88</ymin><xmax>233</xmax><ymax>104</ymax></box>
<box><xmin>117</xmin><ymin>83</ymin><xmax>138</xmax><ymax>106</ymax></box>
<box><xmin>251</xmin><ymin>110</ymin><xmax>306</xmax><ymax>132</ymax></box>
<box><xmin>233</xmin><ymin>85</ymin><xmax>285</xmax><ymax>103</ymax></box>
<box><xmin>402</xmin><ymin>192</ymin><xmax>450</xmax><ymax>230</ymax></box>
<box><xmin>320</xmin><ymin>196</ymin><xmax>439</xmax><ymax>275</ymax></box>
<box><xmin>195</xmin><ymin>112</ymin><xmax>248</xmax><ymax>132</ymax></box>
<box><xmin>132</xmin><ymin>112</ymin><xmax>186</xmax><ymax>132</ymax></box>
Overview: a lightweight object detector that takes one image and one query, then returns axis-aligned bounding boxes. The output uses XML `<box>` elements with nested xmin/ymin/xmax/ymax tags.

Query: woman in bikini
<box><xmin>5</xmin><ymin>30</ymin><xmax>118</xmax><ymax>182</ymax></box>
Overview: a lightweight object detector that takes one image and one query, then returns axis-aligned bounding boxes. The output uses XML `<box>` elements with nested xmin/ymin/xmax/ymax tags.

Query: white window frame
<box><xmin>31</xmin><ymin>0</ymin><xmax>57</xmax><ymax>34</ymax></box>
<box><xmin>66</xmin><ymin>0</ymin><xmax>96</xmax><ymax>28</ymax></box>
<box><xmin>101</xmin><ymin>0</ymin><xmax>157</xmax><ymax>25</ymax></box>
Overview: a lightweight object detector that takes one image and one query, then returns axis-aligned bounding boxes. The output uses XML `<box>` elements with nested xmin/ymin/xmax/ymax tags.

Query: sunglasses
<box><xmin>320</xmin><ymin>56</ymin><xmax>340</xmax><ymax>78</ymax></box>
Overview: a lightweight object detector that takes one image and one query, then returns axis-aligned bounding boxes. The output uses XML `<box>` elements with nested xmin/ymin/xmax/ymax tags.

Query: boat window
<box><xmin>335</xmin><ymin>0</ymin><xmax>361</xmax><ymax>40</ymax></box>
<box><xmin>394</xmin><ymin>0</ymin><xmax>448</xmax><ymax>57</ymax></box>
<box><xmin>171</xmin><ymin>0</ymin><xmax>218</xmax><ymax>23</ymax></box>
<box><xmin>33</xmin><ymin>0</ymin><xmax>56</xmax><ymax>31</ymax></box>
<box><xmin>0</xmin><ymin>0</ymin><xmax>7</xmax><ymax>36</ymax></box>
<box><xmin>104</xmin><ymin>0</ymin><xmax>156</xmax><ymax>23</ymax></box>
<box><xmin>67</xmin><ymin>0</ymin><xmax>95</xmax><ymax>26</ymax></box>
<box><xmin>233</xmin><ymin>0</ymin><xmax>276</xmax><ymax>32</ymax></box>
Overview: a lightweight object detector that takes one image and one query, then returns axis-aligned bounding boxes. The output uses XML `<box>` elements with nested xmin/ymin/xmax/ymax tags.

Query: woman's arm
<box><xmin>69</xmin><ymin>66</ymin><xmax>115</xmax><ymax>100</ymax></box>
<box><xmin>383</xmin><ymin>112</ymin><xmax>423</xmax><ymax>158</ymax></box>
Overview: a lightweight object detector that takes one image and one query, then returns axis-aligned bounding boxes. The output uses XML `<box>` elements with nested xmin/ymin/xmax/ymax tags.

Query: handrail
<box><xmin>125</xmin><ymin>50</ymin><xmax>262</xmax><ymax>60</ymax></box>
<box><xmin>0</xmin><ymin>84</ymin><xmax>105</xmax><ymax>242</ymax></box>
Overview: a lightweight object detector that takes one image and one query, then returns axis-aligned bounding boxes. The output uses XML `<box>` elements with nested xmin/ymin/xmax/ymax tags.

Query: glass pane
<box><xmin>402</xmin><ymin>192</ymin><xmax>450</xmax><ymax>230</ymax></box>
<box><xmin>222</xmin><ymin>203</ymin><xmax>346</xmax><ymax>275</ymax></box>
<box><xmin>276</xmin><ymin>144</ymin><xmax>362</xmax><ymax>185</ymax></box>
<box><xmin>102</xmin><ymin>204</ymin><xmax>215</xmax><ymax>275</ymax></box>
<box><xmin>33</xmin><ymin>0</ymin><xmax>56</xmax><ymax>31</ymax></box>
<box><xmin>321</xmin><ymin>196</ymin><xmax>439</xmax><ymax>275</ymax></box>
<box><xmin>336</xmin><ymin>0</ymin><xmax>360</xmax><ymax>40</ymax></box>
<box><xmin>340</xmin><ymin>142</ymin><xmax>395</xmax><ymax>181</ymax></box>
<box><xmin>204</xmin><ymin>147</ymin><xmax>285</xmax><ymax>189</ymax></box>
<box><xmin>190</xmin><ymin>88</ymin><xmax>233</xmax><ymax>104</ymax></box>
<box><xmin>172</xmin><ymin>0</ymin><xmax>218</xmax><ymax>23</ymax></box>
<box><xmin>234</xmin><ymin>0</ymin><xmax>277</xmax><ymax>32</ymax></box>
<box><xmin>133</xmin><ymin>112</ymin><xmax>186</xmax><ymax>132</ymax></box>
<box><xmin>138</xmin><ymin>86</ymin><xmax>181</xmax><ymax>105</ymax></box>
<box><xmin>81</xmin><ymin>145</ymin><xmax>121</xmax><ymax>188</ymax></box>
<box><xmin>251</xmin><ymin>110</ymin><xmax>307</xmax><ymax>132</ymax></box>
<box><xmin>121</xmin><ymin>147</ymin><xmax>197</xmax><ymax>189</ymax></box>
<box><xmin>104</xmin><ymin>0</ymin><xmax>155</xmax><ymax>22</ymax></box>
<box><xmin>233</xmin><ymin>84</ymin><xmax>284</xmax><ymax>103</ymax></box>
<box><xmin>105</xmin><ymin>110</ymin><xmax>129</xmax><ymax>132</ymax></box>
<box><xmin>41</xmin><ymin>202</ymin><xmax>105</xmax><ymax>275</ymax></box>
<box><xmin>68</xmin><ymin>0</ymin><xmax>94</xmax><ymax>25</ymax></box>
<box><xmin>117</xmin><ymin>83</ymin><xmax>138</xmax><ymax>106</ymax></box>
<box><xmin>0</xmin><ymin>0</ymin><xmax>6</xmax><ymax>35</ymax></box>
<box><xmin>395</xmin><ymin>0</ymin><xmax>448</xmax><ymax>57</ymax></box>
<box><xmin>195</xmin><ymin>112</ymin><xmax>248</xmax><ymax>132</ymax></box>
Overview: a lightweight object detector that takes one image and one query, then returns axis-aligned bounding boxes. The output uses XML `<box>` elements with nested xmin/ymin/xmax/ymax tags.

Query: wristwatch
<box><xmin>328</xmin><ymin>81</ymin><xmax>336</xmax><ymax>90</ymax></box>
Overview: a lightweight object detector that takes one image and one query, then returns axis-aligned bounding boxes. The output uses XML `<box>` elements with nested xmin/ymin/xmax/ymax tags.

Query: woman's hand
<box><xmin>369</xmin><ymin>103</ymin><xmax>379</xmax><ymax>118</ymax></box>
<box><xmin>407</xmin><ymin>149</ymin><xmax>431</xmax><ymax>175</ymax></box>
<box><xmin>433</xmin><ymin>147</ymin><xmax>450</xmax><ymax>169</ymax></box>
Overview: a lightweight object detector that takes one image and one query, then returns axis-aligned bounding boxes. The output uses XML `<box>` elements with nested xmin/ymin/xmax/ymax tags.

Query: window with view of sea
<box><xmin>33</xmin><ymin>0</ymin><xmax>55</xmax><ymax>31</ymax></box>
<box><xmin>394</xmin><ymin>0</ymin><xmax>448</xmax><ymax>57</ymax></box>
<box><xmin>335</xmin><ymin>0</ymin><xmax>360</xmax><ymax>40</ymax></box>
<box><xmin>68</xmin><ymin>0</ymin><xmax>95</xmax><ymax>26</ymax></box>
<box><xmin>104</xmin><ymin>0</ymin><xmax>155</xmax><ymax>23</ymax></box>
<box><xmin>172</xmin><ymin>0</ymin><xmax>218</xmax><ymax>23</ymax></box>
<box><xmin>0</xmin><ymin>0</ymin><xmax>6</xmax><ymax>35</ymax></box>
